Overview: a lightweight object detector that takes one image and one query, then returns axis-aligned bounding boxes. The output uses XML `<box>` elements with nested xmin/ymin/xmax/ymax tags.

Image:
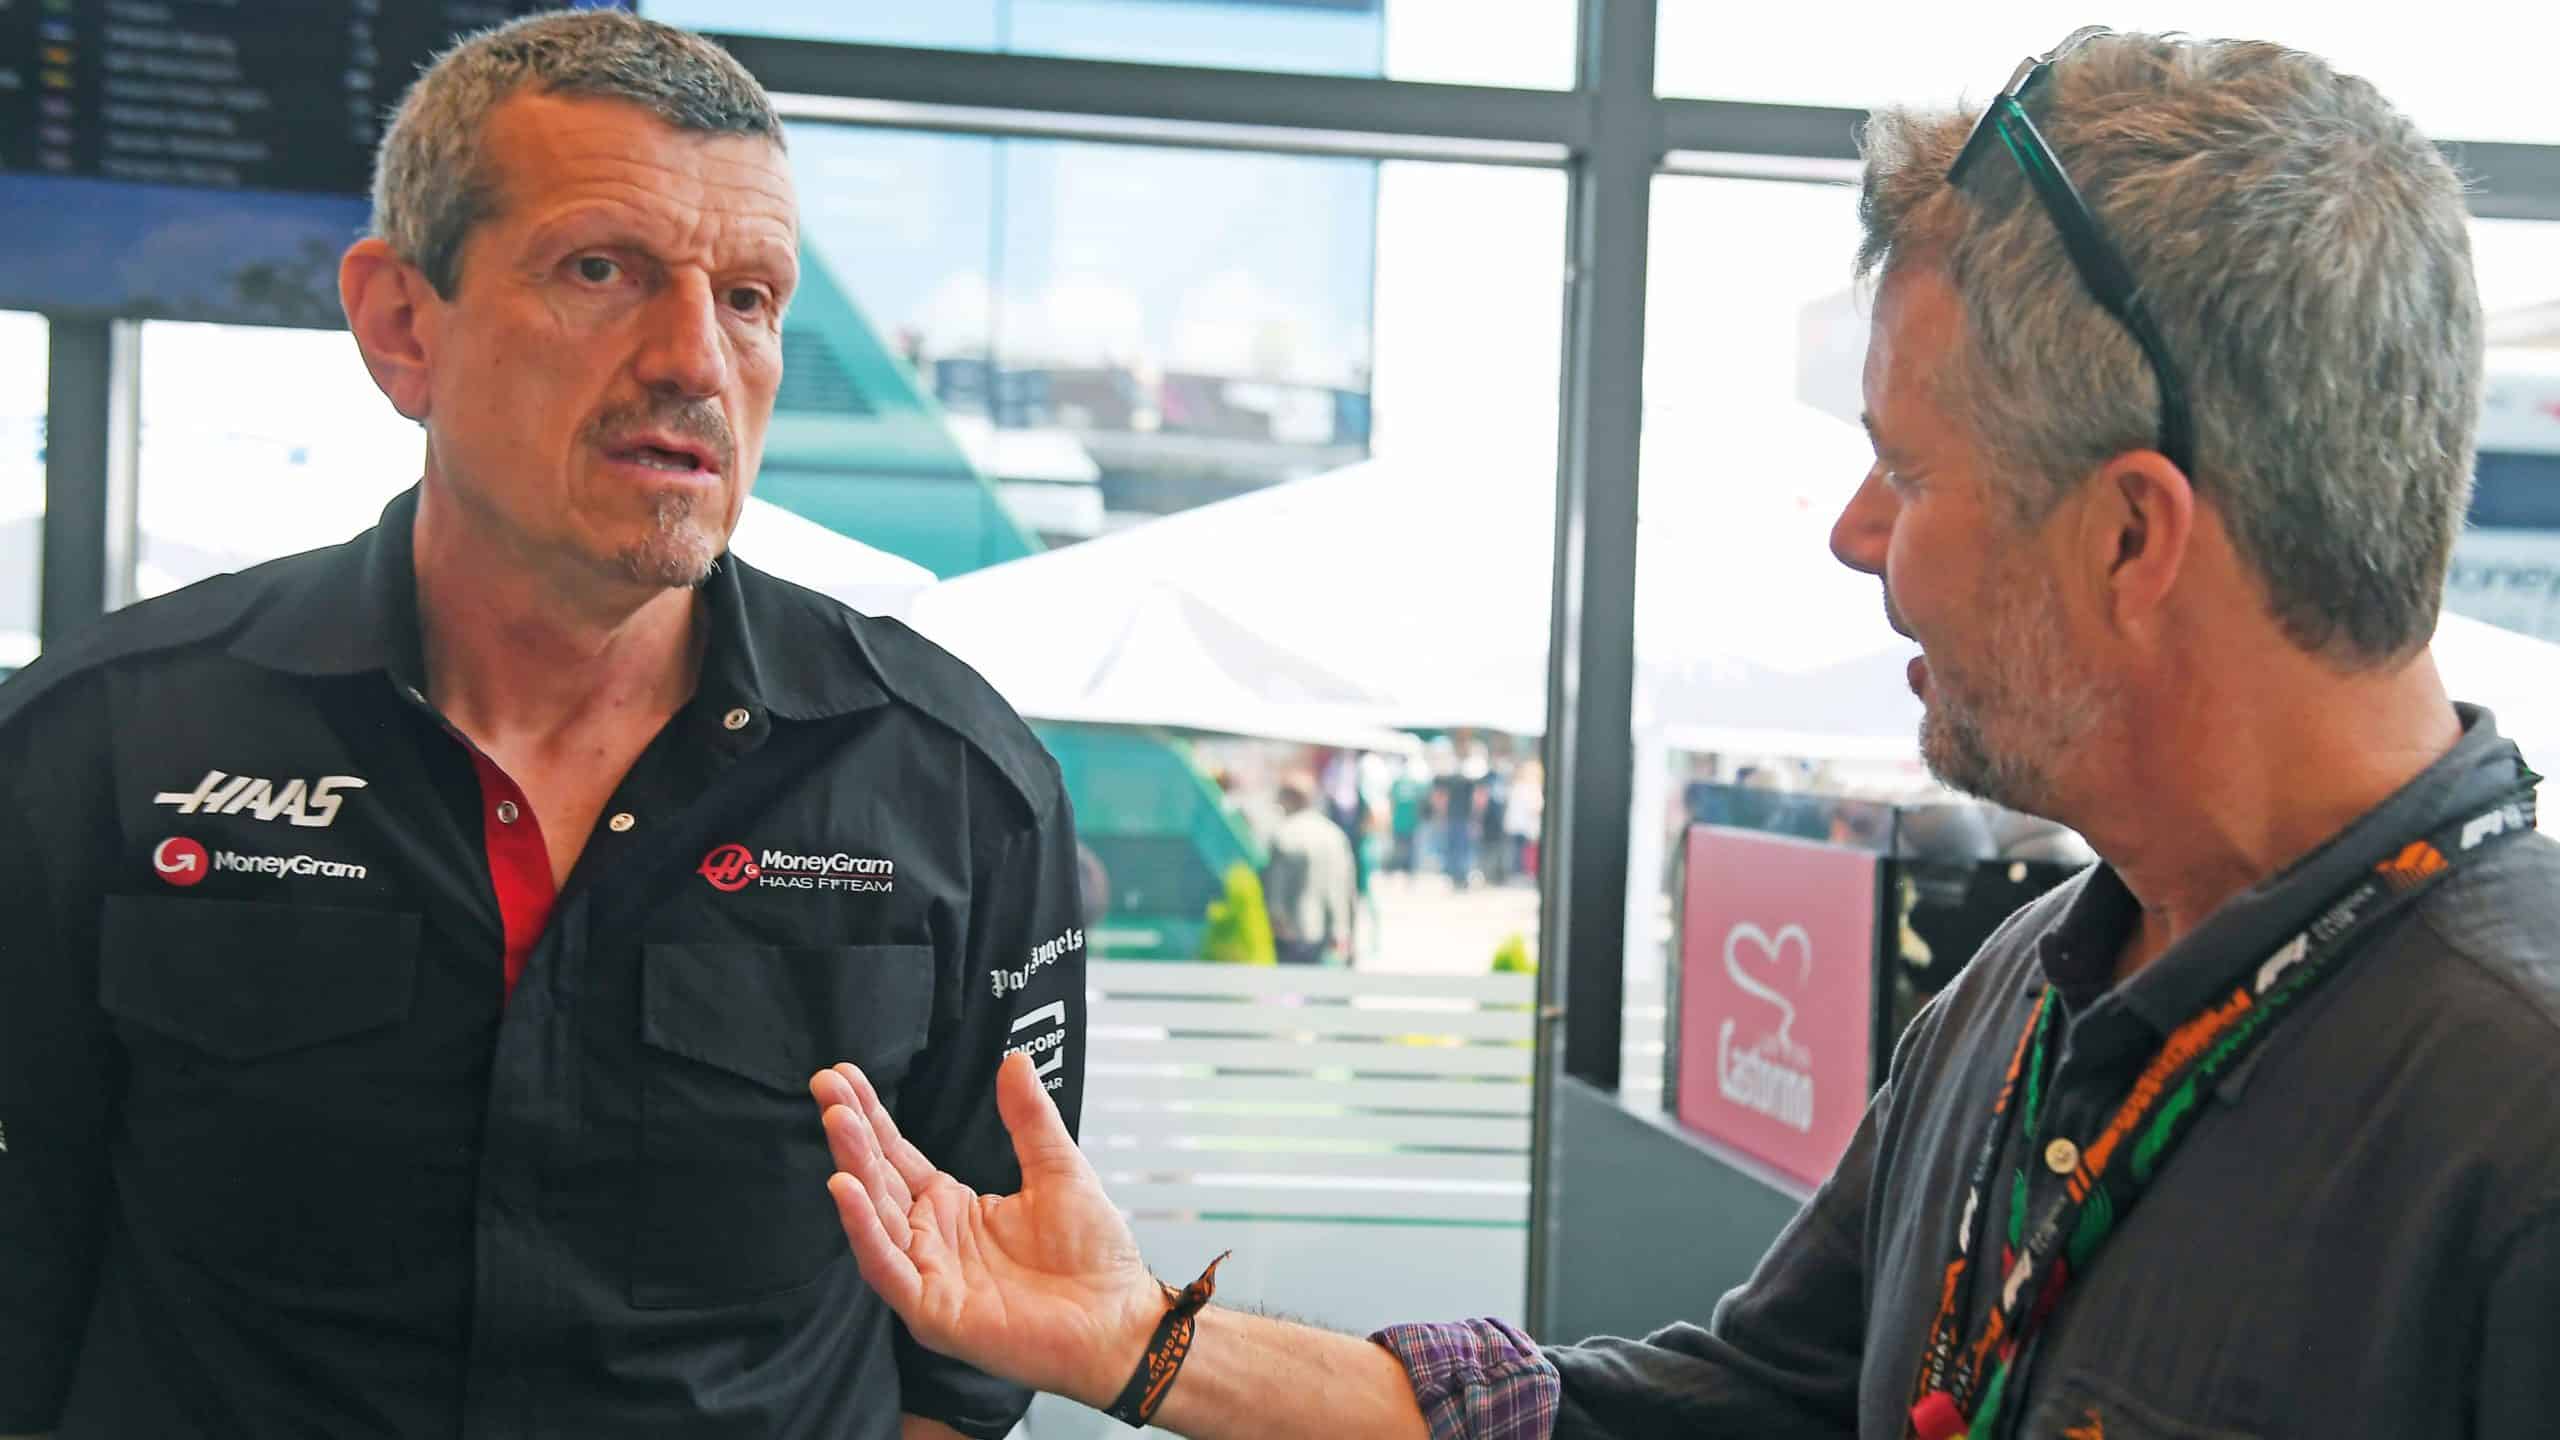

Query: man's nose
<box><xmin>634</xmin><ymin>274</ymin><xmax>732</xmax><ymax>400</ymax></box>
<box><xmin>1830</xmin><ymin>460</ymin><xmax>1894</xmax><ymax>577</ymax></box>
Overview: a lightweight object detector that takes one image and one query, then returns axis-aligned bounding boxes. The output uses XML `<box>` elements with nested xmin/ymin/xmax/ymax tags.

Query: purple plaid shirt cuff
<box><xmin>1370</xmin><ymin>1319</ymin><xmax>1560</xmax><ymax>1440</ymax></box>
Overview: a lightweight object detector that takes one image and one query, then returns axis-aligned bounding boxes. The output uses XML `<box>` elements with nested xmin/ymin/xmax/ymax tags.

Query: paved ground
<box><xmin>1356</xmin><ymin>868</ymin><xmax>1543</xmax><ymax>977</ymax></box>
<box><xmin>1356</xmin><ymin>867</ymin><xmax>1680</xmax><ymax>982</ymax></box>
<box><xmin>1357</xmin><ymin>869</ymin><xmax>1680</xmax><ymax>1114</ymax></box>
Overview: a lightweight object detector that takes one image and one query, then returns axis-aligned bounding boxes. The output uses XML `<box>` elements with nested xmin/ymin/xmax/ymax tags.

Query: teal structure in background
<box><xmin>1037</xmin><ymin>723</ymin><xmax>1258</xmax><ymax>963</ymax></box>
<box><xmin>757</xmin><ymin>248</ymin><xmax>1259</xmax><ymax>960</ymax></box>
<box><xmin>755</xmin><ymin>251</ymin><xmax>1044</xmax><ymax>578</ymax></box>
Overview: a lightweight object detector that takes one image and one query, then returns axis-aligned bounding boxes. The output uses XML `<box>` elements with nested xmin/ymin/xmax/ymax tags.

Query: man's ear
<box><xmin>2077</xmin><ymin>449</ymin><xmax>2197</xmax><ymax>645</ymax></box>
<box><xmin>339</xmin><ymin>238</ymin><xmax>438</xmax><ymax>422</ymax></box>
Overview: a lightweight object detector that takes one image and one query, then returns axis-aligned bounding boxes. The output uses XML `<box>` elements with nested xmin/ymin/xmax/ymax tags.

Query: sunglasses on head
<box><xmin>1947</xmin><ymin>25</ymin><xmax>2197</xmax><ymax>479</ymax></box>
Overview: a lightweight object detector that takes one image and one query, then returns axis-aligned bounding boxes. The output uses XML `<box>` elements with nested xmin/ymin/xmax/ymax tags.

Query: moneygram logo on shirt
<box><xmin>698</xmin><ymin>843</ymin><xmax>895</xmax><ymax>894</ymax></box>
<box><xmin>154</xmin><ymin>835</ymin><xmax>369</xmax><ymax>886</ymax></box>
<box><xmin>152</xmin><ymin>837</ymin><xmax>209</xmax><ymax>887</ymax></box>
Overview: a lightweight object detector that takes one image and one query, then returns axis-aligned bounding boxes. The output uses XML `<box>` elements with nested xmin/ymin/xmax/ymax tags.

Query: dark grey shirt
<box><xmin>1551</xmin><ymin>708</ymin><xmax>2560</xmax><ymax>1438</ymax></box>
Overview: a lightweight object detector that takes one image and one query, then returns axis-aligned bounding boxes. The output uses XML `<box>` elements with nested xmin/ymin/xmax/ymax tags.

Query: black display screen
<box><xmin>0</xmin><ymin>0</ymin><xmax>629</xmax><ymax>325</ymax></box>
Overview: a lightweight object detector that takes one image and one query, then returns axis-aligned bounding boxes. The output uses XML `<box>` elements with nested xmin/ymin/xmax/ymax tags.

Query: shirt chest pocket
<box><xmin>2024</xmin><ymin>1372</ymin><xmax>2262</xmax><ymax>1440</ymax></box>
<box><xmin>97</xmin><ymin>894</ymin><xmax>422</xmax><ymax>1283</ymax></box>
<box><xmin>632</xmin><ymin>941</ymin><xmax>934</xmax><ymax>1308</ymax></box>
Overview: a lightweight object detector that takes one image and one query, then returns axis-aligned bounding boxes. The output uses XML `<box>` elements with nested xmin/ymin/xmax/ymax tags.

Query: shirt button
<box><xmin>608</xmin><ymin>811</ymin><xmax>636</xmax><ymax>832</ymax></box>
<box><xmin>495</xmin><ymin>800</ymin><xmax>519</xmax><ymax>825</ymax></box>
<box><xmin>722</xmin><ymin>706</ymin><xmax>753</xmax><ymax>732</ymax></box>
<box><xmin>2044</xmin><ymin>1138</ymin><xmax>2081</xmax><ymax>1175</ymax></box>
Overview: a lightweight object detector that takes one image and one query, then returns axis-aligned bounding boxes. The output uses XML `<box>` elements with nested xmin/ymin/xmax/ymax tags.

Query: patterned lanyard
<box><xmin>1906</xmin><ymin>785</ymin><xmax>2538</xmax><ymax>1440</ymax></box>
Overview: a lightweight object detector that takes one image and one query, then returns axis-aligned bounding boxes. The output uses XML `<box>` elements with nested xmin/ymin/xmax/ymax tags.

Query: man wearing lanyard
<box><xmin>0</xmin><ymin>11</ymin><xmax>1084</xmax><ymax>1439</ymax></box>
<box><xmin>806</xmin><ymin>27</ymin><xmax>2559</xmax><ymax>1440</ymax></box>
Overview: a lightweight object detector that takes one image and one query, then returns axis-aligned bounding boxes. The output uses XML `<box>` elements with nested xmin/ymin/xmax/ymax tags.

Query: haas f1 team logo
<box><xmin>698</xmin><ymin>844</ymin><xmax>762</xmax><ymax>892</ymax></box>
<box><xmin>153</xmin><ymin>771</ymin><xmax>367</xmax><ymax>828</ymax></box>
<box><xmin>699</xmin><ymin>843</ymin><xmax>894</xmax><ymax>895</ymax></box>
<box><xmin>152</xmin><ymin>837</ymin><xmax>209</xmax><ymax>887</ymax></box>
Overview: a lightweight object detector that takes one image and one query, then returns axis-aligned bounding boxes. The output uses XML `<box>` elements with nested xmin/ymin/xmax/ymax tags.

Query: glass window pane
<box><xmin>644</xmin><ymin>0</ymin><xmax>1576</xmax><ymax>90</ymax></box>
<box><xmin>799</xmin><ymin>128</ymin><xmax>1571</xmax><ymax>1373</ymax></box>
<box><xmin>794</xmin><ymin>130</ymin><xmax>1560</xmax><ymax>1381</ymax></box>
<box><xmin>135</xmin><ymin>322</ymin><xmax>423</xmax><ymax>600</ymax></box>
<box><xmin>2459</xmin><ymin>218</ymin><xmax>2560</xmax><ymax>647</ymax></box>
<box><xmin>1656</xmin><ymin>2</ymin><xmax>2560</xmax><ymax>144</ymax></box>
<box><xmin>798</xmin><ymin>140</ymin><xmax>1569</xmax><ymax>1272</ymax></box>
<box><xmin>0</xmin><ymin>311</ymin><xmax>44</xmax><ymax>671</ymax></box>
<box><xmin>1627</xmin><ymin>176</ymin><xmax>1910</xmax><ymax>1115</ymax></box>
<box><xmin>782</xmin><ymin>128</ymin><xmax>1384</xmax><ymax>564</ymax></box>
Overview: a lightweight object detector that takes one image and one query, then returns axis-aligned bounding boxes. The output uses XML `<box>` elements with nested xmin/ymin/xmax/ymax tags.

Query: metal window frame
<box><xmin>22</xmin><ymin>0</ymin><xmax>2560</xmax><ymax>1342</ymax></box>
<box><xmin>38</xmin><ymin>318</ymin><xmax>141</xmax><ymax>648</ymax></box>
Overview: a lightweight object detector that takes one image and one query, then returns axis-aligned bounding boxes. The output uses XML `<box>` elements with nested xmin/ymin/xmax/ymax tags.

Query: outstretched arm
<box><xmin>812</xmin><ymin>1057</ymin><xmax>1433</xmax><ymax>1440</ymax></box>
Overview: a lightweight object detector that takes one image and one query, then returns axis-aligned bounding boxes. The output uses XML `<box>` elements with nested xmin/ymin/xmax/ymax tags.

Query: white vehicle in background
<box><xmin>2450</xmin><ymin>349</ymin><xmax>2560</xmax><ymax>645</ymax></box>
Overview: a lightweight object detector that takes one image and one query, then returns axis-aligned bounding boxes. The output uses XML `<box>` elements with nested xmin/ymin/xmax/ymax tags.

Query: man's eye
<box><xmin>727</xmin><ymin>286</ymin><xmax>768</xmax><ymax>314</ymax></box>
<box><xmin>574</xmin><ymin>255</ymin><xmax>620</xmax><ymax>284</ymax></box>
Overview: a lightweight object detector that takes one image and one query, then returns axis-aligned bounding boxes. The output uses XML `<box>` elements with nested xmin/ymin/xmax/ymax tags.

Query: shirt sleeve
<box><xmin>1542</xmin><ymin>1096</ymin><xmax>1877</xmax><ymax>1440</ymax></box>
<box><xmin>0</xmin><ymin>692</ymin><xmax>118</xmax><ymax>1433</ymax></box>
<box><xmin>1371</xmin><ymin>1318</ymin><xmax>1561</xmax><ymax>1440</ymax></box>
<box><xmin>2475</xmin><ymin>1204</ymin><xmax>2560</xmax><ymax>1439</ymax></box>
<box><xmin>890</xmin><ymin>790</ymin><xmax>1090</xmax><ymax>1439</ymax></box>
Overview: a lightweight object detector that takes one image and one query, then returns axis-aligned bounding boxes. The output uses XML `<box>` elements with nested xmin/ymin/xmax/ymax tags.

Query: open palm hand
<box><xmin>811</xmin><ymin>1053</ymin><xmax>1160</xmax><ymax>1408</ymax></box>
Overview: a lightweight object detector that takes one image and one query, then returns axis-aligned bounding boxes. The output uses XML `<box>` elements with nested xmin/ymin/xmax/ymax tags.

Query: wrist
<box><xmin>1087</xmin><ymin>1250</ymin><xmax>1232</xmax><ymax>1427</ymax></box>
<box><xmin>1078</xmin><ymin>1273</ymin><xmax>1170</xmax><ymax>1411</ymax></box>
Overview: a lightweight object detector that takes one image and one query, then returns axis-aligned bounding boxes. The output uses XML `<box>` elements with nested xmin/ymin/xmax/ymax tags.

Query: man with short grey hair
<box><xmin>0</xmin><ymin>10</ymin><xmax>1084</xmax><ymax>1439</ymax></box>
<box><xmin>802</xmin><ymin>28</ymin><xmax>2559</xmax><ymax>1440</ymax></box>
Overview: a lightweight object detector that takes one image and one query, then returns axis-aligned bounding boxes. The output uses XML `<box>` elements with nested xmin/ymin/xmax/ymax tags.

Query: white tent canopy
<box><xmin>1652</xmin><ymin>609</ymin><xmax>2560</xmax><ymax>781</ymax></box>
<box><xmin>724</xmin><ymin>496</ymin><xmax>935</xmax><ymax>616</ymax></box>
<box><xmin>2426</xmin><ymin>609</ymin><xmax>2560</xmax><ymax>770</ymax></box>
<box><xmin>990</xmin><ymin>580</ymin><xmax>1422</xmax><ymax>752</ymax></box>
<box><xmin>907</xmin><ymin>405</ymin><xmax>1908</xmax><ymax>742</ymax></box>
<box><xmin>904</xmin><ymin>409</ymin><xmax>2560</xmax><ymax>833</ymax></box>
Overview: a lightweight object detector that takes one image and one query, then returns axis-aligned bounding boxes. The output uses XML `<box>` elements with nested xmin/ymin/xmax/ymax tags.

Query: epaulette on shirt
<box><xmin>0</xmin><ymin>560</ymin><xmax>289</xmax><ymax>734</ymax></box>
<box><xmin>847</xmin><ymin>611</ymin><xmax>1065</xmax><ymax>830</ymax></box>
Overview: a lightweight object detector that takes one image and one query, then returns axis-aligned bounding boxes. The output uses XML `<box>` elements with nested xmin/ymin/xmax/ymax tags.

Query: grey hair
<box><xmin>1858</xmin><ymin>31</ymin><xmax>2482</xmax><ymax>667</ymax></box>
<box><xmin>370</xmin><ymin>9</ymin><xmax>784</xmax><ymax>299</ymax></box>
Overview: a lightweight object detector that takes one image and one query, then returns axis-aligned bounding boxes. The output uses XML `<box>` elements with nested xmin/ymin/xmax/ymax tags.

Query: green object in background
<box><xmin>1038</xmin><ymin>723</ymin><xmax>1261</xmax><ymax>962</ymax></box>
<box><xmin>1202</xmin><ymin>864</ymin><xmax>1279</xmax><ymax>966</ymax></box>
<box><xmin>757</xmin><ymin>462</ymin><xmax>1038</xmax><ymax>581</ymax></box>
<box><xmin>756</xmin><ymin>245</ymin><xmax>1042</xmax><ymax>580</ymax></box>
<box><xmin>1492</xmin><ymin>932</ymin><xmax>1535</xmax><ymax>974</ymax></box>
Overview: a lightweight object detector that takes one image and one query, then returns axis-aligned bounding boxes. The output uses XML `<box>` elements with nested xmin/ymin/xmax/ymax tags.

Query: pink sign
<box><xmin>1674</xmin><ymin>825</ymin><xmax>1879</xmax><ymax>1192</ymax></box>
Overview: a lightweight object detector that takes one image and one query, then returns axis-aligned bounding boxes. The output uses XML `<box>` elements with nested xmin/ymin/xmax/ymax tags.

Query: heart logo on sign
<box><xmin>1723</xmin><ymin>922</ymin><xmax>1814</xmax><ymax>1064</ymax></box>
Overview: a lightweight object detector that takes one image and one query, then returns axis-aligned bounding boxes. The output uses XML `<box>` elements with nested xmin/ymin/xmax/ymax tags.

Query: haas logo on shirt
<box><xmin>698</xmin><ymin>844</ymin><xmax>762</xmax><ymax>892</ymax></box>
<box><xmin>698</xmin><ymin>842</ymin><xmax>894</xmax><ymax>895</ymax></box>
<box><xmin>153</xmin><ymin>771</ymin><xmax>368</xmax><ymax>828</ymax></box>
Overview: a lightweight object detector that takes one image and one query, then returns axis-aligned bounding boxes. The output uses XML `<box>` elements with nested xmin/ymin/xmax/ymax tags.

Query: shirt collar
<box><xmin>2035</xmin><ymin>704</ymin><xmax>2538</xmax><ymax>1034</ymax></box>
<box><xmin>227</xmin><ymin>483</ymin><xmax>892</xmax><ymax>722</ymax></box>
